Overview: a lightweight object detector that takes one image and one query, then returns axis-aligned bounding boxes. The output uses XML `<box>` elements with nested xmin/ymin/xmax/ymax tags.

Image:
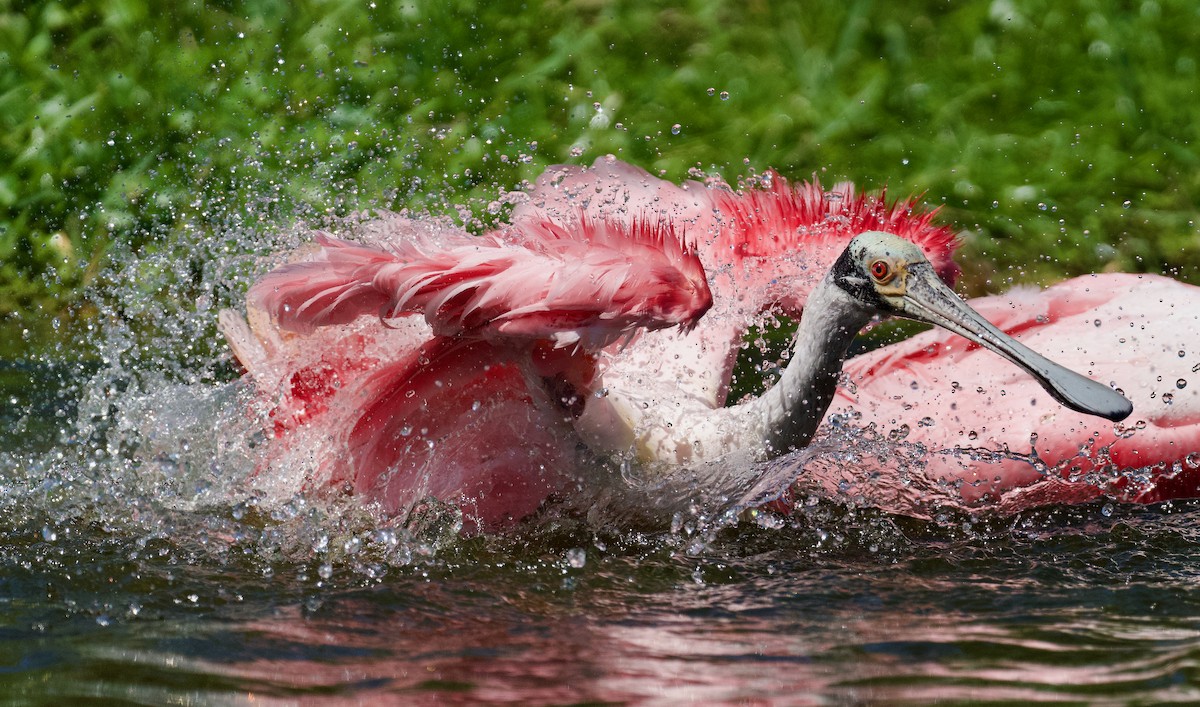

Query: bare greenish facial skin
<box><xmin>837</xmin><ymin>232</ymin><xmax>1133</xmax><ymax>423</ymax></box>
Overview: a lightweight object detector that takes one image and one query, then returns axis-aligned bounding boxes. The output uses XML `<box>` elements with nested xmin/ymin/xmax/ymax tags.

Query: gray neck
<box><xmin>755</xmin><ymin>274</ymin><xmax>874</xmax><ymax>457</ymax></box>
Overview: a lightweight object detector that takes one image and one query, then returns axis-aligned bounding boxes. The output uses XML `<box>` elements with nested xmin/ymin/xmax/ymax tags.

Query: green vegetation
<box><xmin>2</xmin><ymin>0</ymin><xmax>1198</xmax><ymax>336</ymax></box>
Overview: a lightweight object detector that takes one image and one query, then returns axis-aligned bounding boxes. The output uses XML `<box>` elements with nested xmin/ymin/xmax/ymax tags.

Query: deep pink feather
<box><xmin>702</xmin><ymin>173</ymin><xmax>960</xmax><ymax>286</ymax></box>
<box><xmin>250</xmin><ymin>218</ymin><xmax>711</xmax><ymax>349</ymax></box>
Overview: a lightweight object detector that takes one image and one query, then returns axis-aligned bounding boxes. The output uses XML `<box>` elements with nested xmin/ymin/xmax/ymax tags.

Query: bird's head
<box><xmin>830</xmin><ymin>231</ymin><xmax>938</xmax><ymax>314</ymax></box>
<box><xmin>829</xmin><ymin>231</ymin><xmax>1133</xmax><ymax>423</ymax></box>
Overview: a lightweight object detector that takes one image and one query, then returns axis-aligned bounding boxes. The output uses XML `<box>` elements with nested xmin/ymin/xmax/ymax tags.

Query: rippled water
<box><xmin>5</xmin><ymin>498</ymin><xmax>1200</xmax><ymax>703</ymax></box>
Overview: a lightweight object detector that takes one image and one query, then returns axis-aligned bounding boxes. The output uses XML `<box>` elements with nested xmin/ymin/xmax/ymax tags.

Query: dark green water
<box><xmin>4</xmin><ymin>499</ymin><xmax>1200</xmax><ymax>704</ymax></box>
<box><xmin>3</xmin><ymin>365</ymin><xmax>1200</xmax><ymax>704</ymax></box>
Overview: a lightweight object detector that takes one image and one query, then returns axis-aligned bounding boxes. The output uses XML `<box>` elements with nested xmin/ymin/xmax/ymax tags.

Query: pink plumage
<box><xmin>824</xmin><ymin>273</ymin><xmax>1200</xmax><ymax>514</ymax></box>
<box><xmin>250</xmin><ymin>217</ymin><xmax>711</xmax><ymax>349</ymax></box>
<box><xmin>223</xmin><ymin>265</ymin><xmax>586</xmax><ymax>533</ymax></box>
<box><xmin>703</xmin><ymin>174</ymin><xmax>960</xmax><ymax>287</ymax></box>
<box><xmin>515</xmin><ymin>158</ymin><xmax>959</xmax><ymax>319</ymax></box>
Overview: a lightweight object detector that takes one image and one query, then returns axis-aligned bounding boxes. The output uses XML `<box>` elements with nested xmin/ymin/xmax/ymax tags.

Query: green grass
<box><xmin>2</xmin><ymin>0</ymin><xmax>1198</xmax><ymax>343</ymax></box>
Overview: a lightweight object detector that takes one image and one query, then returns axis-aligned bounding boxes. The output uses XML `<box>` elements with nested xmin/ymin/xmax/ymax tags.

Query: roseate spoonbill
<box><xmin>221</xmin><ymin>157</ymin><xmax>1192</xmax><ymax>531</ymax></box>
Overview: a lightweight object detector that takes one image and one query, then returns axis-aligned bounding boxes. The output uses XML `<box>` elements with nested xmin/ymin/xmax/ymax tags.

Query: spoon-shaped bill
<box><xmin>898</xmin><ymin>265</ymin><xmax>1133</xmax><ymax>422</ymax></box>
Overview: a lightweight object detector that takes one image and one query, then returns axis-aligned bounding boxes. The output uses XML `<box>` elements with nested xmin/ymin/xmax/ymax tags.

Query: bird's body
<box><xmin>221</xmin><ymin>157</ymin><xmax>1197</xmax><ymax>530</ymax></box>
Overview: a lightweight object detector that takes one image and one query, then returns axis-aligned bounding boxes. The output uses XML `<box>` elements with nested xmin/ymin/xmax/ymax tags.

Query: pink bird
<box><xmin>220</xmin><ymin>157</ymin><xmax>1197</xmax><ymax>531</ymax></box>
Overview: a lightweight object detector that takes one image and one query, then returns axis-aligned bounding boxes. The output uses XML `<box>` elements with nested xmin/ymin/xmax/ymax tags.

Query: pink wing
<box><xmin>218</xmin><ymin>305</ymin><xmax>583</xmax><ymax>532</ymax></box>
<box><xmin>828</xmin><ymin>273</ymin><xmax>1200</xmax><ymax>511</ymax></box>
<box><xmin>512</xmin><ymin>156</ymin><xmax>715</xmax><ymax>237</ymax></box>
<box><xmin>249</xmin><ymin>217</ymin><xmax>711</xmax><ymax>349</ymax></box>
<box><xmin>342</xmin><ymin>336</ymin><xmax>581</xmax><ymax>529</ymax></box>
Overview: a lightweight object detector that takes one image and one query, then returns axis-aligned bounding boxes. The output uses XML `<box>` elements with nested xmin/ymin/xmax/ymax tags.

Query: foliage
<box><xmin>1</xmin><ymin>0</ymin><xmax>1198</xmax><ymax>327</ymax></box>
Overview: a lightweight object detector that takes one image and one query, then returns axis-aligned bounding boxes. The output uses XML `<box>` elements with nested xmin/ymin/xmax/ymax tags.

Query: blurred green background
<box><xmin>2</xmin><ymin>0</ymin><xmax>1198</xmax><ymax>345</ymax></box>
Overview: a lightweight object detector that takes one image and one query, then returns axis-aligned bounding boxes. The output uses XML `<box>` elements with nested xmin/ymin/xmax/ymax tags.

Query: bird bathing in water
<box><xmin>220</xmin><ymin>157</ymin><xmax>1200</xmax><ymax>531</ymax></box>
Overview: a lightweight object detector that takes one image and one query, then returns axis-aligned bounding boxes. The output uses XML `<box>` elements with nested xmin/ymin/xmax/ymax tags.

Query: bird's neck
<box><xmin>754</xmin><ymin>274</ymin><xmax>873</xmax><ymax>457</ymax></box>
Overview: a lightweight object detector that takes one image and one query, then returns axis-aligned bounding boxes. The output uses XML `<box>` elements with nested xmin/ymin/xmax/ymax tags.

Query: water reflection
<box><xmin>73</xmin><ymin>524</ymin><xmax>1197</xmax><ymax>704</ymax></box>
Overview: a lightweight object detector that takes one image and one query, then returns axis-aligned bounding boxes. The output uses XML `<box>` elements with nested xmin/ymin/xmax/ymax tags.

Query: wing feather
<box><xmin>249</xmin><ymin>217</ymin><xmax>712</xmax><ymax>350</ymax></box>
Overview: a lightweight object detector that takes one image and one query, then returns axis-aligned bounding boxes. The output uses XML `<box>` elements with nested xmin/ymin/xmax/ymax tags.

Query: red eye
<box><xmin>870</xmin><ymin>260</ymin><xmax>891</xmax><ymax>281</ymax></box>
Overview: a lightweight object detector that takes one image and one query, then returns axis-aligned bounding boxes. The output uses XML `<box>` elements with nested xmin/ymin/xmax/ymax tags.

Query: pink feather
<box><xmin>250</xmin><ymin>218</ymin><xmax>711</xmax><ymax>349</ymax></box>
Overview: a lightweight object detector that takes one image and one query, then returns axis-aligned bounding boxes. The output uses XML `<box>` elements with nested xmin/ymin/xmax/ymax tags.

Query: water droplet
<box><xmin>318</xmin><ymin>563</ymin><xmax>333</xmax><ymax>580</ymax></box>
<box><xmin>719</xmin><ymin>91</ymin><xmax>730</xmax><ymax>100</ymax></box>
<box><xmin>1179</xmin><ymin>350</ymin><xmax>1187</xmax><ymax>358</ymax></box>
<box><xmin>968</xmin><ymin>430</ymin><xmax>979</xmax><ymax>441</ymax></box>
<box><xmin>1122</xmin><ymin>200</ymin><xmax>1132</xmax><ymax>208</ymax></box>
<box><xmin>670</xmin><ymin>123</ymin><xmax>681</xmax><ymax>135</ymax></box>
<box><xmin>706</xmin><ymin>87</ymin><xmax>716</xmax><ymax>96</ymax></box>
<box><xmin>566</xmin><ymin>548</ymin><xmax>586</xmax><ymax>568</ymax></box>
<box><xmin>1101</xmin><ymin>502</ymin><xmax>1114</xmax><ymax>517</ymax></box>
<box><xmin>1093</xmin><ymin>319</ymin><xmax>1101</xmax><ymax>327</ymax></box>
<box><xmin>1163</xmin><ymin>392</ymin><xmax>1174</xmax><ymax>405</ymax></box>
<box><xmin>1177</xmin><ymin>379</ymin><xmax>1188</xmax><ymax>389</ymax></box>
<box><xmin>41</xmin><ymin>526</ymin><xmax>56</xmax><ymax>542</ymax></box>
<box><xmin>918</xmin><ymin>417</ymin><xmax>935</xmax><ymax>427</ymax></box>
